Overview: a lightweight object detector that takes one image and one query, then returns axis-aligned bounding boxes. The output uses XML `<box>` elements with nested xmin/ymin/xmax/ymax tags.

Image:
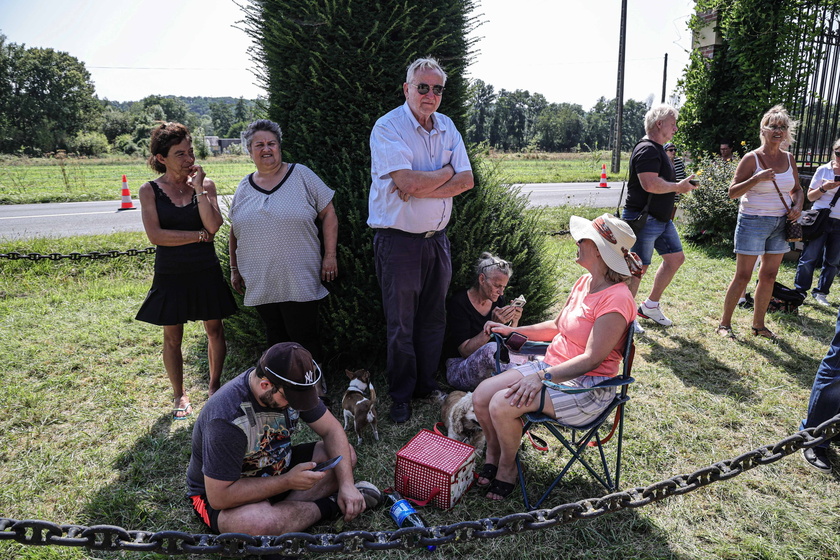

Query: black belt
<box><xmin>375</xmin><ymin>228</ymin><xmax>445</xmax><ymax>239</ymax></box>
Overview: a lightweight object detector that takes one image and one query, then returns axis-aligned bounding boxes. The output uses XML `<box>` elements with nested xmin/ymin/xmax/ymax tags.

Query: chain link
<box><xmin>0</xmin><ymin>248</ymin><xmax>156</xmax><ymax>261</ymax></box>
<box><xmin>2</xmin><ymin>414</ymin><xmax>838</xmax><ymax>555</ymax></box>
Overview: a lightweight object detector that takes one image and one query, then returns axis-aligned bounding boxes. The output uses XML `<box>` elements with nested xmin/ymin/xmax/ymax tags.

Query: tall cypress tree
<box><xmin>238</xmin><ymin>0</ymin><xmax>557</xmax><ymax>367</ymax></box>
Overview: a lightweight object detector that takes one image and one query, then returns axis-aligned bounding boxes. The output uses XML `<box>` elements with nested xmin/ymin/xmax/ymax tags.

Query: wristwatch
<box><xmin>542</xmin><ymin>369</ymin><xmax>552</xmax><ymax>381</ymax></box>
<box><xmin>819</xmin><ymin>186</ymin><xmax>828</xmax><ymax>193</ymax></box>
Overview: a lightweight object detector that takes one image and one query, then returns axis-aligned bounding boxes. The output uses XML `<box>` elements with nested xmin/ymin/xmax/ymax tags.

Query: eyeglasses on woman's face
<box><xmin>764</xmin><ymin>124</ymin><xmax>788</xmax><ymax>131</ymax></box>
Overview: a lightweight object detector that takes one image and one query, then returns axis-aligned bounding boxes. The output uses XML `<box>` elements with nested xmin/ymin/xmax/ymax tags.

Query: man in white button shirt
<box><xmin>368</xmin><ymin>57</ymin><xmax>474</xmax><ymax>423</ymax></box>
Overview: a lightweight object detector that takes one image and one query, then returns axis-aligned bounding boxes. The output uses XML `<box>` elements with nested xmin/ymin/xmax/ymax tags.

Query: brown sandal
<box><xmin>751</xmin><ymin>326</ymin><xmax>777</xmax><ymax>341</ymax></box>
<box><xmin>716</xmin><ymin>325</ymin><xmax>735</xmax><ymax>338</ymax></box>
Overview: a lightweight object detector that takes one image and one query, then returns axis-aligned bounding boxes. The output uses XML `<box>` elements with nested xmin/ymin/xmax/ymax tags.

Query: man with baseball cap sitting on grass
<box><xmin>187</xmin><ymin>342</ymin><xmax>382</xmax><ymax>535</ymax></box>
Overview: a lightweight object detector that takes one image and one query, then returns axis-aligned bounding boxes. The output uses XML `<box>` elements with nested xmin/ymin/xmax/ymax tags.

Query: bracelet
<box><xmin>196</xmin><ymin>191</ymin><xmax>207</xmax><ymax>197</ymax></box>
<box><xmin>819</xmin><ymin>187</ymin><xmax>828</xmax><ymax>193</ymax></box>
<box><xmin>198</xmin><ymin>229</ymin><xmax>208</xmax><ymax>242</ymax></box>
<box><xmin>230</xmin><ymin>265</ymin><xmax>238</xmax><ymax>270</ymax></box>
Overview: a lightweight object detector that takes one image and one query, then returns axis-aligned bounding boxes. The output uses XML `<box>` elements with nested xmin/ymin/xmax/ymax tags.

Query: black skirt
<box><xmin>135</xmin><ymin>262</ymin><xmax>238</xmax><ymax>326</ymax></box>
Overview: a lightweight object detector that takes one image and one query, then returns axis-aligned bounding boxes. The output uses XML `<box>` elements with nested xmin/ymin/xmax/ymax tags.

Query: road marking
<box><xmin>0</xmin><ymin>210</ymin><xmax>123</xmax><ymax>220</ymax></box>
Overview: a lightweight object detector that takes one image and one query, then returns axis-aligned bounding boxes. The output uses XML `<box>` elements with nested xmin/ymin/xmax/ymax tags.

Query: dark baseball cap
<box><xmin>256</xmin><ymin>342</ymin><xmax>322</xmax><ymax>411</ymax></box>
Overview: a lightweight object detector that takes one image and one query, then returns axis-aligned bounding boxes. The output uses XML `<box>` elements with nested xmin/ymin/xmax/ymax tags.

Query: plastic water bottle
<box><xmin>384</xmin><ymin>491</ymin><xmax>436</xmax><ymax>551</ymax></box>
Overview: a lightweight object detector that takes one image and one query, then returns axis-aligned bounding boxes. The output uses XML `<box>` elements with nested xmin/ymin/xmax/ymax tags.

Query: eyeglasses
<box><xmin>834</xmin><ymin>150</ymin><xmax>840</xmax><ymax>158</ymax></box>
<box><xmin>411</xmin><ymin>83</ymin><xmax>445</xmax><ymax>96</ymax></box>
<box><xmin>665</xmin><ymin>148</ymin><xmax>676</xmax><ymax>152</ymax></box>
<box><xmin>764</xmin><ymin>124</ymin><xmax>788</xmax><ymax>131</ymax></box>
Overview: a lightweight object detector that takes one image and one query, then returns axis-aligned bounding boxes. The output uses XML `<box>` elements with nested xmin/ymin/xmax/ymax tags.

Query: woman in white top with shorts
<box><xmin>716</xmin><ymin>105</ymin><xmax>803</xmax><ymax>341</ymax></box>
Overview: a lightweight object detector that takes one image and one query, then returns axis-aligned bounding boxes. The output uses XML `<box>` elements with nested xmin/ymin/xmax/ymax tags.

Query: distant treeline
<box><xmin>466</xmin><ymin>79</ymin><xmax>652</xmax><ymax>153</ymax></box>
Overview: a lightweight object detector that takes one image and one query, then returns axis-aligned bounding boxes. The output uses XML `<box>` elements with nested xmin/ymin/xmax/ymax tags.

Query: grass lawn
<box><xmin>0</xmin><ymin>152</ymin><xmax>629</xmax><ymax>204</ymax></box>
<box><xmin>2</xmin><ymin>208</ymin><xmax>840</xmax><ymax>560</ymax></box>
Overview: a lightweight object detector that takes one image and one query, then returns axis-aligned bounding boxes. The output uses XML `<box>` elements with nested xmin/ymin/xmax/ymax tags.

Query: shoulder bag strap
<box><xmin>754</xmin><ymin>151</ymin><xmax>791</xmax><ymax>214</ymax></box>
<box><xmin>829</xmin><ymin>181</ymin><xmax>840</xmax><ymax>208</ymax></box>
<box><xmin>628</xmin><ymin>139</ymin><xmax>655</xmax><ymax>211</ymax></box>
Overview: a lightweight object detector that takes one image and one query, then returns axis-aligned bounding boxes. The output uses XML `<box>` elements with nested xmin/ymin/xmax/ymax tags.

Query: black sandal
<box><xmin>476</xmin><ymin>463</ymin><xmax>497</xmax><ymax>487</ymax></box>
<box><xmin>752</xmin><ymin>326</ymin><xmax>778</xmax><ymax>341</ymax></box>
<box><xmin>485</xmin><ymin>478</ymin><xmax>516</xmax><ymax>500</ymax></box>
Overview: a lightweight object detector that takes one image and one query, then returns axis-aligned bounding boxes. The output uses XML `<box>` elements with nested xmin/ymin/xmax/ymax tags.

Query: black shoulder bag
<box><xmin>798</xmin><ymin>184</ymin><xmax>840</xmax><ymax>241</ymax></box>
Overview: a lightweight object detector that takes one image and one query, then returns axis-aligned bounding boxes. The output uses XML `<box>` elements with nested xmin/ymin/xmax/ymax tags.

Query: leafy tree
<box><xmin>209</xmin><ymin>101</ymin><xmax>235</xmax><ymax>138</ymax></box>
<box><xmin>101</xmin><ymin>105</ymin><xmax>133</xmax><ymax>143</ymax></box>
<box><xmin>465</xmin><ymin>79</ymin><xmax>496</xmax><ymax>145</ymax></box>
<box><xmin>238</xmin><ymin>0</ymin><xmax>558</xmax><ymax>366</ymax></box>
<box><xmin>583</xmin><ymin>97</ymin><xmax>613</xmax><ymax>150</ymax></box>
<box><xmin>0</xmin><ymin>40</ymin><xmax>101</xmax><ymax>154</ymax></box>
<box><xmin>677</xmin><ymin>0</ymin><xmax>829</xmax><ymax>158</ymax></box>
<box><xmin>534</xmin><ymin>102</ymin><xmax>585</xmax><ymax>151</ymax></box>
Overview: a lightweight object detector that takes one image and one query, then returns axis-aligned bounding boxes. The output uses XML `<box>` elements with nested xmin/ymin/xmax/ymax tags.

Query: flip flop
<box><xmin>476</xmin><ymin>463</ymin><xmax>498</xmax><ymax>487</ymax></box>
<box><xmin>173</xmin><ymin>403</ymin><xmax>193</xmax><ymax>420</ymax></box>
<box><xmin>485</xmin><ymin>478</ymin><xmax>516</xmax><ymax>501</ymax></box>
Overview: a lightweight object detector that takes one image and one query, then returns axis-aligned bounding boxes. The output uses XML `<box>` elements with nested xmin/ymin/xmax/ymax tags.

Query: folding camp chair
<box><xmin>493</xmin><ymin>323</ymin><xmax>636</xmax><ymax>510</ymax></box>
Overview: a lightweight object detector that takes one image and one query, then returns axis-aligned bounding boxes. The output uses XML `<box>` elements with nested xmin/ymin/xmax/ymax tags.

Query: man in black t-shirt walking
<box><xmin>622</xmin><ymin>104</ymin><xmax>697</xmax><ymax>328</ymax></box>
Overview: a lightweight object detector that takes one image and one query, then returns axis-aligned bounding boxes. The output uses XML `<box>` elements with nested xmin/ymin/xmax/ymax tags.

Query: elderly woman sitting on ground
<box><xmin>443</xmin><ymin>252</ymin><xmax>525</xmax><ymax>391</ymax></box>
<box><xmin>472</xmin><ymin>214</ymin><xmax>640</xmax><ymax>501</ymax></box>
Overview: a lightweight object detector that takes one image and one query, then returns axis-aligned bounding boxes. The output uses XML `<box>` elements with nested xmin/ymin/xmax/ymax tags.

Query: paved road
<box><xmin>0</xmin><ymin>183</ymin><xmax>626</xmax><ymax>241</ymax></box>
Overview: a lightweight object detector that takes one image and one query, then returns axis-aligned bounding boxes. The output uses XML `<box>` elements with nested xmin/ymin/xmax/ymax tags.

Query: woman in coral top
<box><xmin>473</xmin><ymin>214</ymin><xmax>640</xmax><ymax>500</ymax></box>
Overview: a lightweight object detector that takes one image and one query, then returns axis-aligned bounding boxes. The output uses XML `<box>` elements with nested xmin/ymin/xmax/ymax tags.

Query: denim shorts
<box><xmin>621</xmin><ymin>210</ymin><xmax>683</xmax><ymax>266</ymax></box>
<box><xmin>733</xmin><ymin>213</ymin><xmax>789</xmax><ymax>255</ymax></box>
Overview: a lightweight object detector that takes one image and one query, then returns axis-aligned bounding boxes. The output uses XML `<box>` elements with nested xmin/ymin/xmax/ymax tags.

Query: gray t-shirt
<box><xmin>230</xmin><ymin>163</ymin><xmax>335</xmax><ymax>306</ymax></box>
<box><xmin>186</xmin><ymin>369</ymin><xmax>327</xmax><ymax>497</ymax></box>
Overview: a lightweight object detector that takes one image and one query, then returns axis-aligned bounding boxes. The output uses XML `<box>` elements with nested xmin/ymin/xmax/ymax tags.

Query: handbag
<box><xmin>798</xmin><ymin>186</ymin><xmax>840</xmax><ymax>241</ymax></box>
<box><xmin>754</xmin><ymin>152</ymin><xmax>801</xmax><ymax>242</ymax></box>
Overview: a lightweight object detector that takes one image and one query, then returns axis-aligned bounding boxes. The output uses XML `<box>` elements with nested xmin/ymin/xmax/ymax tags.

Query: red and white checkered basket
<box><xmin>394</xmin><ymin>427</ymin><xmax>476</xmax><ymax>510</ymax></box>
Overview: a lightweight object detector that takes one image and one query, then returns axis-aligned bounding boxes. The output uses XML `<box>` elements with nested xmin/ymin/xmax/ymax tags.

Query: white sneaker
<box><xmin>634</xmin><ymin>321</ymin><xmax>645</xmax><ymax>335</ymax></box>
<box><xmin>814</xmin><ymin>293</ymin><xmax>831</xmax><ymax>307</ymax></box>
<box><xmin>637</xmin><ymin>303</ymin><xmax>673</xmax><ymax>326</ymax></box>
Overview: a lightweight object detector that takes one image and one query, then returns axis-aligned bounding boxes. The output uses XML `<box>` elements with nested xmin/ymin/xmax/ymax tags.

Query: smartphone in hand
<box><xmin>312</xmin><ymin>456</ymin><xmax>342</xmax><ymax>472</ymax></box>
<box><xmin>511</xmin><ymin>295</ymin><xmax>526</xmax><ymax>308</ymax></box>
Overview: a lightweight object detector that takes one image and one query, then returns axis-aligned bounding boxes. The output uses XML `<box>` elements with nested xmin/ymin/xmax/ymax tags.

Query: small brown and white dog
<box><xmin>342</xmin><ymin>369</ymin><xmax>379</xmax><ymax>445</ymax></box>
<box><xmin>441</xmin><ymin>391</ymin><xmax>485</xmax><ymax>454</ymax></box>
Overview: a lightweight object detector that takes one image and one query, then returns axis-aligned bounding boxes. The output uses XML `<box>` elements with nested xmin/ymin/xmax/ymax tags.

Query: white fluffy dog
<box><xmin>440</xmin><ymin>391</ymin><xmax>485</xmax><ymax>454</ymax></box>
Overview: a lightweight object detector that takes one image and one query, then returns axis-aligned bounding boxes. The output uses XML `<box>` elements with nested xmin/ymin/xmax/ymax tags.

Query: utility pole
<box><xmin>661</xmin><ymin>53</ymin><xmax>668</xmax><ymax>103</ymax></box>
<box><xmin>611</xmin><ymin>0</ymin><xmax>627</xmax><ymax>175</ymax></box>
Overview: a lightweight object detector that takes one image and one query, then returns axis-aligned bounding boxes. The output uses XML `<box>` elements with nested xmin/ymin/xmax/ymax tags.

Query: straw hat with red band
<box><xmin>569</xmin><ymin>213</ymin><xmax>642</xmax><ymax>278</ymax></box>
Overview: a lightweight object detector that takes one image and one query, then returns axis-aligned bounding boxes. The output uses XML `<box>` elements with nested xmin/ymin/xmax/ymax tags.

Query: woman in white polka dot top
<box><xmin>229</xmin><ymin>119</ymin><xmax>339</xmax><ymax>361</ymax></box>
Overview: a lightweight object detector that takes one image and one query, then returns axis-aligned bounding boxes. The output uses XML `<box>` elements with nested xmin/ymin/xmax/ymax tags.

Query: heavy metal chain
<box><xmin>2</xmin><ymin>414</ymin><xmax>838</xmax><ymax>556</ymax></box>
<box><xmin>0</xmin><ymin>248</ymin><xmax>156</xmax><ymax>261</ymax></box>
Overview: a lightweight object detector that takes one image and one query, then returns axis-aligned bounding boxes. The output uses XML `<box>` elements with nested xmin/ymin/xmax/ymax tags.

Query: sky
<box><xmin>1</xmin><ymin>0</ymin><xmax>696</xmax><ymax>111</ymax></box>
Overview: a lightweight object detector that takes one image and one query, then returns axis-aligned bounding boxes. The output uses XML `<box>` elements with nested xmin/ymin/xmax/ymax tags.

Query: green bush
<box><xmin>67</xmin><ymin>131</ymin><xmax>110</xmax><ymax>157</ymax></box>
<box><xmin>679</xmin><ymin>155</ymin><xmax>740</xmax><ymax>246</ymax></box>
<box><xmin>113</xmin><ymin>133</ymin><xmax>140</xmax><ymax>156</ymax></box>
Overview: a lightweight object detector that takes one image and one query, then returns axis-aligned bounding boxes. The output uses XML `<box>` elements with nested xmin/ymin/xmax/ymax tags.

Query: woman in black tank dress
<box><xmin>136</xmin><ymin>123</ymin><xmax>237</xmax><ymax>419</ymax></box>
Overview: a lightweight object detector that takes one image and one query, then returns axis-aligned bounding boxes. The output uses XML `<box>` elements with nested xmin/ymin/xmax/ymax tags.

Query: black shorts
<box><xmin>188</xmin><ymin>441</ymin><xmax>317</xmax><ymax>533</ymax></box>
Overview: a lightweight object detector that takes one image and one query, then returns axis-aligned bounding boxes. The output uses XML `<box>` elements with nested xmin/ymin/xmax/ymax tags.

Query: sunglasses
<box><xmin>764</xmin><ymin>124</ymin><xmax>788</xmax><ymax>131</ymax></box>
<box><xmin>665</xmin><ymin>148</ymin><xmax>676</xmax><ymax>152</ymax></box>
<box><xmin>835</xmin><ymin>151</ymin><xmax>840</xmax><ymax>158</ymax></box>
<box><xmin>411</xmin><ymin>83</ymin><xmax>445</xmax><ymax>96</ymax></box>
<box><xmin>480</xmin><ymin>259</ymin><xmax>511</xmax><ymax>273</ymax></box>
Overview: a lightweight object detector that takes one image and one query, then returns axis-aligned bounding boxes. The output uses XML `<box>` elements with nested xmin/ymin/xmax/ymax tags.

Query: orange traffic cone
<box><xmin>597</xmin><ymin>164</ymin><xmax>610</xmax><ymax>188</ymax></box>
<box><xmin>118</xmin><ymin>175</ymin><xmax>136</xmax><ymax>210</ymax></box>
